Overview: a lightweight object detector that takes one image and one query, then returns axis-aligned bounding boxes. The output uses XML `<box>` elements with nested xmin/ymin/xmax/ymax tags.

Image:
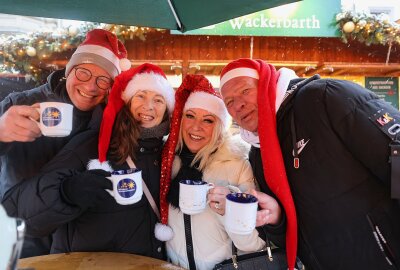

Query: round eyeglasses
<box><xmin>74</xmin><ymin>67</ymin><xmax>113</xmax><ymax>90</ymax></box>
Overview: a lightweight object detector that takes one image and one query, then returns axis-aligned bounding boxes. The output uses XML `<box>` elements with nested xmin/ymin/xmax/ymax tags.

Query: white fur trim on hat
<box><xmin>76</xmin><ymin>45</ymin><xmax>121</xmax><ymax>72</ymax></box>
<box><xmin>87</xmin><ymin>159</ymin><xmax>113</xmax><ymax>172</ymax></box>
<box><xmin>184</xmin><ymin>91</ymin><xmax>231</xmax><ymax>129</ymax></box>
<box><xmin>155</xmin><ymin>222</ymin><xmax>174</xmax><ymax>241</ymax></box>
<box><xmin>122</xmin><ymin>72</ymin><xmax>175</xmax><ymax>113</ymax></box>
<box><xmin>219</xmin><ymin>67</ymin><xmax>259</xmax><ymax>89</ymax></box>
<box><xmin>65</xmin><ymin>44</ymin><xmax>123</xmax><ymax>78</ymax></box>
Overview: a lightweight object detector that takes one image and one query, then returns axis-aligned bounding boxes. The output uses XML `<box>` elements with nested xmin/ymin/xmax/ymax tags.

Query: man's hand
<box><xmin>0</xmin><ymin>104</ymin><xmax>41</xmax><ymax>142</ymax></box>
<box><xmin>250</xmin><ymin>189</ymin><xmax>282</xmax><ymax>226</ymax></box>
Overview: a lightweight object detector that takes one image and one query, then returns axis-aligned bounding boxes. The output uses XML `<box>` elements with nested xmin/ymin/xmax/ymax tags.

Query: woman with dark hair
<box><xmin>2</xmin><ymin>63</ymin><xmax>175</xmax><ymax>259</ymax></box>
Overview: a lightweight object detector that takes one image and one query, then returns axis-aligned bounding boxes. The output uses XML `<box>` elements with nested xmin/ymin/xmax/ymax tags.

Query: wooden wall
<box><xmin>124</xmin><ymin>32</ymin><xmax>400</xmax><ymax>76</ymax></box>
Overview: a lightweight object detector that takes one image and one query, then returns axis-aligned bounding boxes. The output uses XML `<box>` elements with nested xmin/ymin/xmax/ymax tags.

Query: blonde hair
<box><xmin>176</xmin><ymin>113</ymin><xmax>227</xmax><ymax>171</ymax></box>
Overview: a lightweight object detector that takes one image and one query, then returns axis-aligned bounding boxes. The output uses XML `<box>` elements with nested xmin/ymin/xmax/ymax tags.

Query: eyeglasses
<box><xmin>74</xmin><ymin>67</ymin><xmax>113</xmax><ymax>90</ymax></box>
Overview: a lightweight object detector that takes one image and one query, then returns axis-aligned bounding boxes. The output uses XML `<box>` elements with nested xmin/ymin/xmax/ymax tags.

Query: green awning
<box><xmin>0</xmin><ymin>0</ymin><xmax>300</xmax><ymax>32</ymax></box>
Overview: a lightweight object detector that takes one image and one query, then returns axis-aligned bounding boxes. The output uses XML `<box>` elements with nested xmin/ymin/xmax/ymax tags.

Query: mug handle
<box><xmin>29</xmin><ymin>107</ymin><xmax>41</xmax><ymax>128</ymax></box>
<box><xmin>226</xmin><ymin>185</ymin><xmax>241</xmax><ymax>193</ymax></box>
<box><xmin>105</xmin><ymin>178</ymin><xmax>114</xmax><ymax>198</ymax></box>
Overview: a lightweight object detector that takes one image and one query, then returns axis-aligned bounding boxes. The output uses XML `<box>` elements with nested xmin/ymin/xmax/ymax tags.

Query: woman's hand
<box><xmin>207</xmin><ymin>186</ymin><xmax>230</xmax><ymax>215</ymax></box>
<box><xmin>249</xmin><ymin>189</ymin><xmax>282</xmax><ymax>226</ymax></box>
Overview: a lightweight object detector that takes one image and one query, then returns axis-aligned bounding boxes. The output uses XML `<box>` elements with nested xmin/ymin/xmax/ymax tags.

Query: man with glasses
<box><xmin>0</xmin><ymin>29</ymin><xmax>129</xmax><ymax>257</ymax></box>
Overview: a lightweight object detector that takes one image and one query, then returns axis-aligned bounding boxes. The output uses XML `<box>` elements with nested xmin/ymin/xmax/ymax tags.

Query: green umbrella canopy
<box><xmin>0</xmin><ymin>0</ymin><xmax>300</xmax><ymax>32</ymax></box>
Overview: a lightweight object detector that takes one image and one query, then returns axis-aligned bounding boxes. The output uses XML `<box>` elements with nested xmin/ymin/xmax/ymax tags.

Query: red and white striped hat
<box><xmin>65</xmin><ymin>29</ymin><xmax>130</xmax><ymax>78</ymax></box>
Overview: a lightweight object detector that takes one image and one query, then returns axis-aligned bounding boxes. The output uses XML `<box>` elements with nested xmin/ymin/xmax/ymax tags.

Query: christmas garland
<box><xmin>336</xmin><ymin>11</ymin><xmax>400</xmax><ymax>46</ymax></box>
<box><xmin>0</xmin><ymin>22</ymin><xmax>163</xmax><ymax>83</ymax></box>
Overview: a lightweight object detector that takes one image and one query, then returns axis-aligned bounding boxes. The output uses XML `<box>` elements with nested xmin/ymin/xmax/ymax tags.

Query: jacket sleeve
<box><xmin>1</xmin><ymin>130</ymin><xmax>99</xmax><ymax>237</ymax></box>
<box><xmin>229</xmin><ymin>229</ymin><xmax>266</xmax><ymax>253</ymax></box>
<box><xmin>2</xmin><ymin>168</ymin><xmax>82</xmax><ymax>237</ymax></box>
<box><xmin>0</xmin><ymin>94</ymin><xmax>16</xmax><ymax>154</ymax></box>
<box><xmin>323</xmin><ymin>79</ymin><xmax>400</xmax><ymax>185</ymax></box>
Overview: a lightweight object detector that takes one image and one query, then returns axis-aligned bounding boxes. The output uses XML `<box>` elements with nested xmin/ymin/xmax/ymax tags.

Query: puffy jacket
<box><xmin>0</xmin><ymin>69</ymin><xmax>100</xmax><ymax>198</ymax></box>
<box><xmin>166</xmin><ymin>137</ymin><xmax>266</xmax><ymax>270</ymax></box>
<box><xmin>2</xmin><ymin>129</ymin><xmax>165</xmax><ymax>259</ymax></box>
<box><xmin>251</xmin><ymin>76</ymin><xmax>400</xmax><ymax>270</ymax></box>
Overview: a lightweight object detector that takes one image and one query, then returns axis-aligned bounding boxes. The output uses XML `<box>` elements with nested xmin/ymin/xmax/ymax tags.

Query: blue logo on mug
<box><xmin>117</xmin><ymin>179</ymin><xmax>136</xmax><ymax>198</ymax></box>
<box><xmin>42</xmin><ymin>107</ymin><xmax>62</xmax><ymax>127</ymax></box>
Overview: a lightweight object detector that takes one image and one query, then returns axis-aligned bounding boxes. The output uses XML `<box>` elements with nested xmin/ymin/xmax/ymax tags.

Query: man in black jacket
<box><xmin>219</xmin><ymin>58</ymin><xmax>400</xmax><ymax>270</ymax></box>
<box><xmin>0</xmin><ymin>29</ymin><xmax>128</xmax><ymax>257</ymax></box>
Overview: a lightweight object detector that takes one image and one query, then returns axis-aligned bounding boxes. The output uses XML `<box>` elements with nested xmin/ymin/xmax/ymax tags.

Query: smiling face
<box><xmin>130</xmin><ymin>90</ymin><xmax>167</xmax><ymax>128</ymax></box>
<box><xmin>220</xmin><ymin>76</ymin><xmax>259</xmax><ymax>132</ymax></box>
<box><xmin>66</xmin><ymin>63</ymin><xmax>111</xmax><ymax>111</ymax></box>
<box><xmin>181</xmin><ymin>108</ymin><xmax>217</xmax><ymax>154</ymax></box>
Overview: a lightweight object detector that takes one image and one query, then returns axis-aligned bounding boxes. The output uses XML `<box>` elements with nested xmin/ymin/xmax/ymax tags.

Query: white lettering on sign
<box><xmin>229</xmin><ymin>15</ymin><xmax>320</xmax><ymax>30</ymax></box>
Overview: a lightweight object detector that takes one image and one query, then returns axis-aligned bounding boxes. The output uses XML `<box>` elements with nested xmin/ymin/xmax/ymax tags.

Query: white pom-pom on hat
<box><xmin>155</xmin><ymin>222</ymin><xmax>174</xmax><ymax>241</ymax></box>
<box><xmin>119</xmin><ymin>58</ymin><xmax>131</xmax><ymax>71</ymax></box>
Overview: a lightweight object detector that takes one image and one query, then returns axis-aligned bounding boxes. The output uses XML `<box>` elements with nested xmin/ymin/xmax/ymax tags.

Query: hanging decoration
<box><xmin>336</xmin><ymin>11</ymin><xmax>400</xmax><ymax>64</ymax></box>
<box><xmin>336</xmin><ymin>11</ymin><xmax>400</xmax><ymax>46</ymax></box>
<box><xmin>0</xmin><ymin>22</ymin><xmax>164</xmax><ymax>83</ymax></box>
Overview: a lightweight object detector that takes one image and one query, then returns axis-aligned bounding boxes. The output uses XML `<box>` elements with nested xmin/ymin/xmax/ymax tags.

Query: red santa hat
<box><xmin>87</xmin><ymin>63</ymin><xmax>174</xmax><ymax>171</ymax></box>
<box><xmin>220</xmin><ymin>58</ymin><xmax>298</xmax><ymax>270</ymax></box>
<box><xmin>155</xmin><ymin>74</ymin><xmax>229</xmax><ymax>241</ymax></box>
<box><xmin>65</xmin><ymin>29</ymin><xmax>130</xmax><ymax>78</ymax></box>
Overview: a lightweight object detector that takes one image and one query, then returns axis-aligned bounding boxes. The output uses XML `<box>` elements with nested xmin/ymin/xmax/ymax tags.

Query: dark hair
<box><xmin>108</xmin><ymin>104</ymin><xmax>140</xmax><ymax>165</ymax></box>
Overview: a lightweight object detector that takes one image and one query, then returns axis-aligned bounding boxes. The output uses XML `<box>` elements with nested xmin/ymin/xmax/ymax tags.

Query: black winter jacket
<box><xmin>250</xmin><ymin>76</ymin><xmax>400</xmax><ymax>270</ymax></box>
<box><xmin>0</xmin><ymin>69</ymin><xmax>103</xmax><ymax>257</ymax></box>
<box><xmin>2</xmin><ymin>128</ymin><xmax>165</xmax><ymax>259</ymax></box>
<box><xmin>0</xmin><ymin>69</ymin><xmax>100</xmax><ymax>198</ymax></box>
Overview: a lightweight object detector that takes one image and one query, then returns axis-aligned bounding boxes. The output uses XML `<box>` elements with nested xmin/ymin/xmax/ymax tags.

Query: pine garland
<box><xmin>336</xmin><ymin>11</ymin><xmax>400</xmax><ymax>46</ymax></box>
<box><xmin>0</xmin><ymin>22</ymin><xmax>163</xmax><ymax>83</ymax></box>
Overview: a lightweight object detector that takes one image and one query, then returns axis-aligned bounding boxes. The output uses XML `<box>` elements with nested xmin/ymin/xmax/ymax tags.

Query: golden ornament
<box><xmin>26</xmin><ymin>46</ymin><xmax>37</xmax><ymax>57</ymax></box>
<box><xmin>343</xmin><ymin>21</ymin><xmax>355</xmax><ymax>33</ymax></box>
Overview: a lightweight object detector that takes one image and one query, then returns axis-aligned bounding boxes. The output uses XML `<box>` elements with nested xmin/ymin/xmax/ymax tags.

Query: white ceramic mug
<box><xmin>36</xmin><ymin>102</ymin><xmax>73</xmax><ymax>137</ymax></box>
<box><xmin>179</xmin><ymin>180</ymin><xmax>214</xmax><ymax>215</ymax></box>
<box><xmin>107</xmin><ymin>168</ymin><xmax>143</xmax><ymax>205</ymax></box>
<box><xmin>224</xmin><ymin>193</ymin><xmax>258</xmax><ymax>235</ymax></box>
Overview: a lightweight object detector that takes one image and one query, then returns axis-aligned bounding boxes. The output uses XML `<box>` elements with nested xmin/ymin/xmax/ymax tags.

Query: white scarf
<box><xmin>240</xmin><ymin>68</ymin><xmax>298</xmax><ymax>148</ymax></box>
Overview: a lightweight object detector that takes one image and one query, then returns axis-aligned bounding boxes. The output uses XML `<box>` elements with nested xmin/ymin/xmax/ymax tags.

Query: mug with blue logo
<box><xmin>106</xmin><ymin>168</ymin><xmax>143</xmax><ymax>205</ymax></box>
<box><xmin>36</xmin><ymin>102</ymin><xmax>73</xmax><ymax>137</ymax></box>
<box><xmin>224</xmin><ymin>193</ymin><xmax>258</xmax><ymax>235</ymax></box>
<box><xmin>179</xmin><ymin>180</ymin><xmax>214</xmax><ymax>215</ymax></box>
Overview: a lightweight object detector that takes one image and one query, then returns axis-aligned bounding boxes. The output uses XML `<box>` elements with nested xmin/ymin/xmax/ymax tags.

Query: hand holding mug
<box><xmin>207</xmin><ymin>185</ymin><xmax>241</xmax><ymax>215</ymax></box>
<box><xmin>249</xmin><ymin>189</ymin><xmax>282</xmax><ymax>226</ymax></box>
<box><xmin>106</xmin><ymin>168</ymin><xmax>143</xmax><ymax>205</ymax></box>
<box><xmin>61</xmin><ymin>169</ymin><xmax>112</xmax><ymax>209</ymax></box>
<box><xmin>0</xmin><ymin>104</ymin><xmax>41</xmax><ymax>142</ymax></box>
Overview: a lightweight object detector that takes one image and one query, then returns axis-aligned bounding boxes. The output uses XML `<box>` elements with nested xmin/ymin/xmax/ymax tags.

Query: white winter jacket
<box><xmin>166</xmin><ymin>137</ymin><xmax>266</xmax><ymax>270</ymax></box>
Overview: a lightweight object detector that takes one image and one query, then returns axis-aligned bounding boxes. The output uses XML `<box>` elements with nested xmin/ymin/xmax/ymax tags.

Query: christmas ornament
<box><xmin>343</xmin><ymin>21</ymin><xmax>355</xmax><ymax>33</ymax></box>
<box><xmin>26</xmin><ymin>46</ymin><xmax>37</xmax><ymax>57</ymax></box>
